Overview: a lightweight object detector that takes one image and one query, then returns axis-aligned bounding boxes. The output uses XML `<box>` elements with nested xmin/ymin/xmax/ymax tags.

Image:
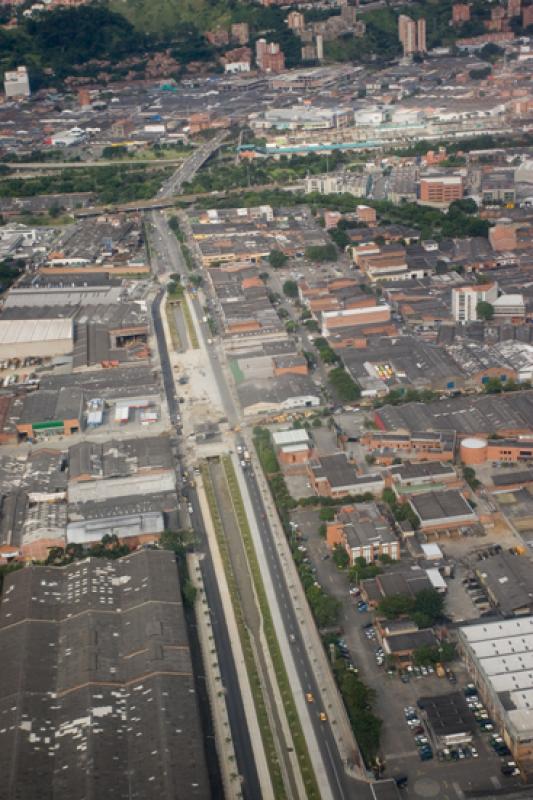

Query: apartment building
<box><xmin>398</xmin><ymin>15</ymin><xmax>426</xmax><ymax>56</ymax></box>
<box><xmin>451</xmin><ymin>282</ymin><xmax>498</xmax><ymax>323</ymax></box>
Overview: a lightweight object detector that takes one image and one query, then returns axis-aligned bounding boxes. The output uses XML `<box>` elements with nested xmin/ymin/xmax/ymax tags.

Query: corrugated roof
<box><xmin>0</xmin><ymin>318</ymin><xmax>72</xmax><ymax>344</ymax></box>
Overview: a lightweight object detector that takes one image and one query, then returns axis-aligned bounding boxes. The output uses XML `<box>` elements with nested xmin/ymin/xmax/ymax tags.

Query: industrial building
<box><xmin>459</xmin><ymin>616</ymin><xmax>533</xmax><ymax>772</ymax></box>
<box><xmin>408</xmin><ymin>490</ymin><xmax>477</xmax><ymax>534</ymax></box>
<box><xmin>417</xmin><ymin>692</ymin><xmax>477</xmax><ymax>748</ymax></box>
<box><xmin>0</xmin><ymin>549</ymin><xmax>212</xmax><ymax>799</ymax></box>
<box><xmin>309</xmin><ymin>453</ymin><xmax>385</xmax><ymax>499</ymax></box>
<box><xmin>0</xmin><ymin>318</ymin><xmax>73</xmax><ymax>360</ymax></box>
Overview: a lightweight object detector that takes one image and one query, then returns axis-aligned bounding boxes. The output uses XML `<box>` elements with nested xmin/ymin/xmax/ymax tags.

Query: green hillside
<box><xmin>109</xmin><ymin>0</ymin><xmax>233</xmax><ymax>36</ymax></box>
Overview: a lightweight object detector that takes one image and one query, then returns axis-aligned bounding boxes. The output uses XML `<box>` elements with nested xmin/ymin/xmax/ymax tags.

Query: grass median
<box><xmin>222</xmin><ymin>456</ymin><xmax>321</xmax><ymax>800</ymax></box>
<box><xmin>165</xmin><ymin>300</ymin><xmax>181</xmax><ymax>351</ymax></box>
<box><xmin>200</xmin><ymin>463</ymin><xmax>286</xmax><ymax>799</ymax></box>
<box><xmin>181</xmin><ymin>296</ymin><xmax>199</xmax><ymax>349</ymax></box>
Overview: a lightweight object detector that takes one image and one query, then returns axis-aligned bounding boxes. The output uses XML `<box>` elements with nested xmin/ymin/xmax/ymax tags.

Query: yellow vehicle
<box><xmin>319</xmin><ymin>712</ymin><xmax>327</xmax><ymax>722</ymax></box>
<box><xmin>306</xmin><ymin>693</ymin><xmax>314</xmax><ymax>704</ymax></box>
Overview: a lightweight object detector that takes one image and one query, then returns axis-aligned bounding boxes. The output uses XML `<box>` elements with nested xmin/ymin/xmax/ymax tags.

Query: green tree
<box><xmin>159</xmin><ymin>530</ymin><xmax>186</xmax><ymax>556</ymax></box>
<box><xmin>484</xmin><ymin>377</ymin><xmax>503</xmax><ymax>394</ymax></box>
<box><xmin>450</xmin><ymin>198</ymin><xmax>478</xmax><ymax>214</ymax></box>
<box><xmin>268</xmin><ymin>249</ymin><xmax>288</xmax><ymax>268</ymax></box>
<box><xmin>328</xmin><ymin>367</ymin><xmax>361</xmax><ymax>402</ymax></box>
<box><xmin>377</xmin><ymin>593</ymin><xmax>414</xmax><ymax>619</ymax></box>
<box><xmin>463</xmin><ymin>466</ymin><xmax>481</xmax><ymax>490</ymax></box>
<box><xmin>476</xmin><ymin>300</ymin><xmax>494</xmax><ymax>321</ymax></box>
<box><xmin>319</xmin><ymin>507</ymin><xmax>335</xmax><ymax>522</ymax></box>
<box><xmin>282</xmin><ymin>279</ymin><xmax>299</xmax><ymax>298</ymax></box>
<box><xmin>333</xmin><ymin>544</ymin><xmax>349</xmax><ymax>569</ymax></box>
<box><xmin>181</xmin><ymin>578</ymin><xmax>197</xmax><ymax>608</ymax></box>
<box><xmin>413</xmin><ymin>588</ymin><xmax>445</xmax><ymax>627</ymax></box>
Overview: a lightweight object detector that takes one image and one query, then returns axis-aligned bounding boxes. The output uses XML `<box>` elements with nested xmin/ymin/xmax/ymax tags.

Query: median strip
<box><xmin>165</xmin><ymin>300</ymin><xmax>181</xmax><ymax>351</ymax></box>
<box><xmin>181</xmin><ymin>296</ymin><xmax>199</xmax><ymax>349</ymax></box>
<box><xmin>200</xmin><ymin>462</ymin><xmax>286</xmax><ymax>799</ymax></box>
<box><xmin>221</xmin><ymin>456</ymin><xmax>321</xmax><ymax>800</ymax></box>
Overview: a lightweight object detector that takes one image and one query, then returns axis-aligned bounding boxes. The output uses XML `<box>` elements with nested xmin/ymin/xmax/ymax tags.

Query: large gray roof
<box><xmin>0</xmin><ymin>550</ymin><xmax>211</xmax><ymax>800</ymax></box>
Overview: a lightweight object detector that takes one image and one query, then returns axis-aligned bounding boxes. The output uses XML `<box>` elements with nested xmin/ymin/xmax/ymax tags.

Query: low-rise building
<box><xmin>418</xmin><ymin>692</ymin><xmax>477</xmax><ymax>747</ymax></box>
<box><xmin>0</xmin><ymin>550</ymin><xmax>211</xmax><ymax>798</ymax></box>
<box><xmin>272</xmin><ymin>428</ymin><xmax>314</xmax><ymax>466</ymax></box>
<box><xmin>3</xmin><ymin>66</ymin><xmax>30</xmax><ymax>99</ymax></box>
<box><xmin>459</xmin><ymin>616</ymin><xmax>533</xmax><ymax>772</ymax></box>
<box><xmin>408</xmin><ymin>490</ymin><xmax>477</xmax><ymax>534</ymax></box>
<box><xmin>309</xmin><ymin>453</ymin><xmax>384</xmax><ymax>498</ymax></box>
<box><xmin>419</xmin><ymin>176</ymin><xmax>463</xmax><ymax>207</ymax></box>
<box><xmin>390</xmin><ymin>461</ymin><xmax>458</xmax><ymax>492</ymax></box>
<box><xmin>382</xmin><ymin>628</ymin><xmax>437</xmax><ymax>666</ymax></box>
<box><xmin>326</xmin><ymin>502</ymin><xmax>399</xmax><ymax>563</ymax></box>
<box><xmin>475</xmin><ymin>551</ymin><xmax>533</xmax><ymax>617</ymax></box>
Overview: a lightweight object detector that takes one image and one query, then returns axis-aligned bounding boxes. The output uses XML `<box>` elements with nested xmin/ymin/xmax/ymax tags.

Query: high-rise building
<box><xmin>255</xmin><ymin>38</ymin><xmax>268</xmax><ymax>68</ymax></box>
<box><xmin>287</xmin><ymin>11</ymin><xmax>305</xmax><ymax>31</ymax></box>
<box><xmin>398</xmin><ymin>14</ymin><xmax>417</xmax><ymax>55</ymax></box>
<box><xmin>316</xmin><ymin>33</ymin><xmax>324</xmax><ymax>60</ymax></box>
<box><xmin>256</xmin><ymin>39</ymin><xmax>285</xmax><ymax>72</ymax></box>
<box><xmin>3</xmin><ymin>66</ymin><xmax>30</xmax><ymax>99</ymax></box>
<box><xmin>417</xmin><ymin>17</ymin><xmax>427</xmax><ymax>52</ymax></box>
<box><xmin>0</xmin><ymin>549</ymin><xmax>212</xmax><ymax>800</ymax></box>
<box><xmin>452</xmin><ymin>3</ymin><xmax>471</xmax><ymax>23</ymax></box>
<box><xmin>398</xmin><ymin>15</ymin><xmax>427</xmax><ymax>56</ymax></box>
<box><xmin>507</xmin><ymin>0</ymin><xmax>521</xmax><ymax>17</ymax></box>
<box><xmin>524</xmin><ymin>4</ymin><xmax>533</xmax><ymax>26</ymax></box>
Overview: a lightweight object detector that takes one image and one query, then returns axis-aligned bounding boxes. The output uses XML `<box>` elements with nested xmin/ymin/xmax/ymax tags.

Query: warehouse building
<box><xmin>459</xmin><ymin>616</ymin><xmax>533</xmax><ymax>773</ymax></box>
<box><xmin>0</xmin><ymin>318</ymin><xmax>73</xmax><ymax>359</ymax></box>
<box><xmin>408</xmin><ymin>490</ymin><xmax>477</xmax><ymax>534</ymax></box>
<box><xmin>0</xmin><ymin>550</ymin><xmax>212</xmax><ymax>799</ymax></box>
<box><xmin>417</xmin><ymin>692</ymin><xmax>477</xmax><ymax>748</ymax></box>
<box><xmin>309</xmin><ymin>453</ymin><xmax>385</xmax><ymax>499</ymax></box>
<box><xmin>67</xmin><ymin>491</ymin><xmax>177</xmax><ymax>546</ymax></box>
<box><xmin>475</xmin><ymin>552</ymin><xmax>533</xmax><ymax>617</ymax></box>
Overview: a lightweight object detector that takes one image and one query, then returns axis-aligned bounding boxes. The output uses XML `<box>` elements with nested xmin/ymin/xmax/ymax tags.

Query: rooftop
<box><xmin>409</xmin><ymin>490</ymin><xmax>475</xmax><ymax>523</ymax></box>
<box><xmin>0</xmin><ymin>550</ymin><xmax>211</xmax><ymax>799</ymax></box>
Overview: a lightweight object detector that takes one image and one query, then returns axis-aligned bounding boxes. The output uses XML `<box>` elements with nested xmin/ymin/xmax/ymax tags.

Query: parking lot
<box><xmin>289</xmin><ymin>507</ymin><xmax>524</xmax><ymax>798</ymax></box>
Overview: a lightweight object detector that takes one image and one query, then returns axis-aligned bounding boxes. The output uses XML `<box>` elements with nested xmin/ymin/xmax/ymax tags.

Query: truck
<box><xmin>243</xmin><ymin>449</ymin><xmax>251</xmax><ymax>462</ymax></box>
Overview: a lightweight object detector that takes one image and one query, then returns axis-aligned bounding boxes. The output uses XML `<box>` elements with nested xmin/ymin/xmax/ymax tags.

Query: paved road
<box><xmin>7</xmin><ymin>158</ymin><xmax>184</xmax><ymax>170</ymax></box>
<box><xmin>208</xmin><ymin>457</ymin><xmax>301</xmax><ymax>798</ymax></box>
<box><xmin>241</xmin><ymin>461</ymin><xmax>373</xmax><ymax>800</ymax></box>
<box><xmin>158</xmin><ymin>131</ymin><xmax>228</xmax><ymax>198</ymax></box>
<box><xmin>148</xmin><ymin>205</ymin><xmax>366</xmax><ymax>798</ymax></box>
<box><xmin>151</xmin><ymin>290</ymin><xmax>261</xmax><ymax>800</ymax></box>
